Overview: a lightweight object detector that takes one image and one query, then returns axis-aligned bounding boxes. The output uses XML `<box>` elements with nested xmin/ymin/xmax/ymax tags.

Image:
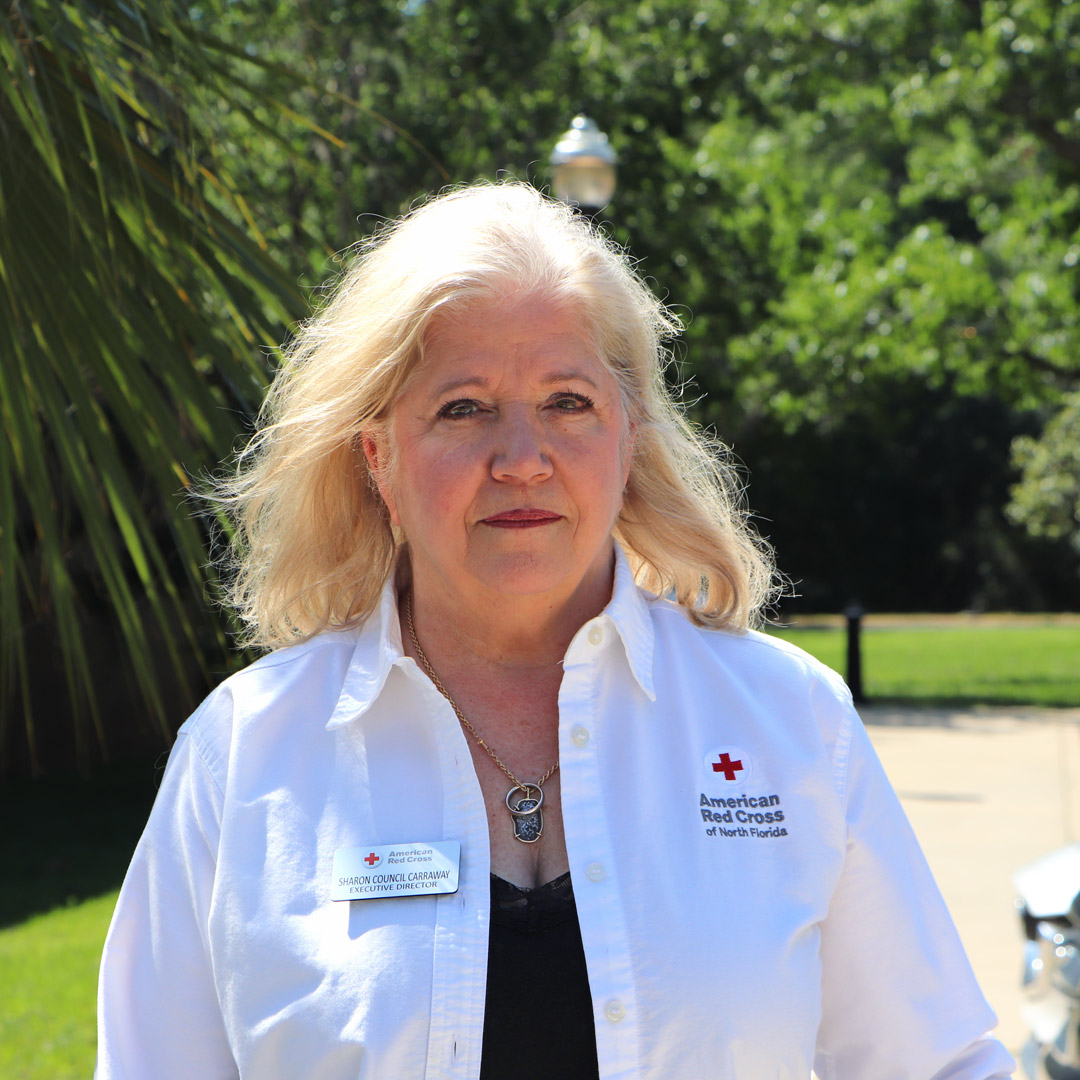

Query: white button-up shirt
<box><xmin>97</xmin><ymin>547</ymin><xmax>1014</xmax><ymax>1079</ymax></box>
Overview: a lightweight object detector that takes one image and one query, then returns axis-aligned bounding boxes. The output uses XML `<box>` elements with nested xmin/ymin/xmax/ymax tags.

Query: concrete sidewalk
<box><xmin>862</xmin><ymin>704</ymin><xmax>1080</xmax><ymax>1060</ymax></box>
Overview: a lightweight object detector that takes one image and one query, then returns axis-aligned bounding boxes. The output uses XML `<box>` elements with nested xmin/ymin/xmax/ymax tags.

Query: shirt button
<box><xmin>604</xmin><ymin>1000</ymin><xmax>626</xmax><ymax>1023</ymax></box>
<box><xmin>587</xmin><ymin>625</ymin><xmax>603</xmax><ymax>646</ymax></box>
<box><xmin>571</xmin><ymin>725</ymin><xmax>590</xmax><ymax>747</ymax></box>
<box><xmin>585</xmin><ymin>862</ymin><xmax>606</xmax><ymax>882</ymax></box>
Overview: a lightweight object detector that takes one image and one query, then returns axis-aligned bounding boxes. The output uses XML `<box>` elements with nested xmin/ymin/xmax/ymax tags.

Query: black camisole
<box><xmin>480</xmin><ymin>872</ymin><xmax>600</xmax><ymax>1079</ymax></box>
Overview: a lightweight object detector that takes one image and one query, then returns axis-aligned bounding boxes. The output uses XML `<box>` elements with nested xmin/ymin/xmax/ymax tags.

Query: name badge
<box><xmin>331</xmin><ymin>841</ymin><xmax>460</xmax><ymax>901</ymax></box>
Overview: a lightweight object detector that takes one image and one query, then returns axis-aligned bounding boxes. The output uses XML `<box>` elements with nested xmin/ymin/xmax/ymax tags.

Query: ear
<box><xmin>361</xmin><ymin>431</ymin><xmax>401</xmax><ymax>527</ymax></box>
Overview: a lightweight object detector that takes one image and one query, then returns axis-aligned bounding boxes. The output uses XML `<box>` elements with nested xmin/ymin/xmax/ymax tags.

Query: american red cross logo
<box><xmin>364</xmin><ymin>852</ymin><xmax>381</xmax><ymax>867</ymax></box>
<box><xmin>712</xmin><ymin>753</ymin><xmax>744</xmax><ymax>781</ymax></box>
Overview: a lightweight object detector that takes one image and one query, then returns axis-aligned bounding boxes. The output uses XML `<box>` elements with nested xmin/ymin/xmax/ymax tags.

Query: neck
<box><xmin>401</xmin><ymin>551</ymin><xmax>616</xmax><ymax>673</ymax></box>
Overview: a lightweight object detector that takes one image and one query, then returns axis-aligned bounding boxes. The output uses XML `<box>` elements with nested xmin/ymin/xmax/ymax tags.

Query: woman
<box><xmin>97</xmin><ymin>182</ymin><xmax>1013</xmax><ymax>1079</ymax></box>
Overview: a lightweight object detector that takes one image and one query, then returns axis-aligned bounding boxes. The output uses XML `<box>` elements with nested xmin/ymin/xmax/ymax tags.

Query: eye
<box><xmin>550</xmin><ymin>391</ymin><xmax>595</xmax><ymax>412</ymax></box>
<box><xmin>436</xmin><ymin>397</ymin><xmax>483</xmax><ymax>419</ymax></box>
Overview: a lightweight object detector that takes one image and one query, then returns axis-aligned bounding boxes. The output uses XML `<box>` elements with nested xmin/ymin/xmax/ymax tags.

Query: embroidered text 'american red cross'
<box><xmin>712</xmin><ymin>753</ymin><xmax>744</xmax><ymax>781</ymax></box>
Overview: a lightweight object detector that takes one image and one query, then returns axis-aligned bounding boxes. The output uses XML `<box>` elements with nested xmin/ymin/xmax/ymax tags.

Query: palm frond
<box><xmin>0</xmin><ymin>0</ymin><xmax>341</xmax><ymax>772</ymax></box>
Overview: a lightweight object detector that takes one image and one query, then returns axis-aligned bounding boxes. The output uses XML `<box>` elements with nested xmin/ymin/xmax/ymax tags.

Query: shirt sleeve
<box><xmin>96</xmin><ymin>722</ymin><xmax>238</xmax><ymax>1079</ymax></box>
<box><xmin>813</xmin><ymin>708</ymin><xmax>1015</xmax><ymax>1080</ymax></box>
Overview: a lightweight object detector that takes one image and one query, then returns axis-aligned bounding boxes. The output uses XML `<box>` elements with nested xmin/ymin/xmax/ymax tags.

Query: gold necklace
<box><xmin>405</xmin><ymin>593</ymin><xmax>559</xmax><ymax>844</ymax></box>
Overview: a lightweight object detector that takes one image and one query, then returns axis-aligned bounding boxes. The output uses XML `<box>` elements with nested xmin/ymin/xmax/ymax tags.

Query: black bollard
<box><xmin>843</xmin><ymin>602</ymin><xmax>865</xmax><ymax>704</ymax></box>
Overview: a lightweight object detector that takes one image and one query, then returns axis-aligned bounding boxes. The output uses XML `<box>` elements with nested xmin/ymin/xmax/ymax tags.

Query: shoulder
<box><xmin>176</xmin><ymin>628</ymin><xmax>364</xmax><ymax>789</ymax></box>
<box><xmin>646</xmin><ymin>596</ymin><xmax>858</xmax><ymax>785</ymax></box>
<box><xmin>649</xmin><ymin>596</ymin><xmax>850</xmax><ymax>702</ymax></box>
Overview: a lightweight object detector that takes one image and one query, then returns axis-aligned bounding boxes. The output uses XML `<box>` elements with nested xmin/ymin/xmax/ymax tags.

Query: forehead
<box><xmin>416</xmin><ymin>293</ymin><xmax>610</xmax><ymax>385</ymax></box>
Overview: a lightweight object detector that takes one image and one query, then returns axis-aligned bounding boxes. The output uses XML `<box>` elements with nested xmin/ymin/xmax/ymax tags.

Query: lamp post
<box><xmin>549</xmin><ymin>114</ymin><xmax>617</xmax><ymax>218</ymax></box>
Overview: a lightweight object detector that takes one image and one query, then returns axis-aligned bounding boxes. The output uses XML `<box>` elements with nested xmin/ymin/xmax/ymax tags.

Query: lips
<box><xmin>480</xmin><ymin>508</ymin><xmax>563</xmax><ymax>529</ymax></box>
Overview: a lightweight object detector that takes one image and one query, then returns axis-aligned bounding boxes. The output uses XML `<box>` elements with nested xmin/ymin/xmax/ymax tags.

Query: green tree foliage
<box><xmin>707</xmin><ymin>0</ymin><xmax>1080</xmax><ymax>414</ymax></box>
<box><xmin>1009</xmin><ymin>391</ymin><xmax>1080</xmax><ymax>552</ymax></box>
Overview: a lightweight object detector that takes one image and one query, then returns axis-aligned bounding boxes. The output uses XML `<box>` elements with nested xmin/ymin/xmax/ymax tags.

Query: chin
<box><xmin>468</xmin><ymin>540</ymin><xmax>617</xmax><ymax>603</ymax></box>
<box><xmin>468</xmin><ymin>552</ymin><xmax>585</xmax><ymax>599</ymax></box>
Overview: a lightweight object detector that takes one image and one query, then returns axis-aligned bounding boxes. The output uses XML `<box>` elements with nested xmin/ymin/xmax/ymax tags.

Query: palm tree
<box><xmin>0</xmin><ymin>0</ymin><xmax>333</xmax><ymax>772</ymax></box>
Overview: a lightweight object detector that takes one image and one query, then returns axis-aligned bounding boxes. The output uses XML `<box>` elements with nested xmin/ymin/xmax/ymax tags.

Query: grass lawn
<box><xmin>0</xmin><ymin>893</ymin><xmax>116</xmax><ymax>1080</ymax></box>
<box><xmin>768</xmin><ymin>621</ymin><xmax>1080</xmax><ymax>707</ymax></box>
<box><xmin>0</xmin><ymin>762</ymin><xmax>157</xmax><ymax>1079</ymax></box>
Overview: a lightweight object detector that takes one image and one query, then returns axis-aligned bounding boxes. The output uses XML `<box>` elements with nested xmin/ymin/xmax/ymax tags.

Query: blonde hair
<box><xmin>215</xmin><ymin>181</ymin><xmax>778</xmax><ymax>648</ymax></box>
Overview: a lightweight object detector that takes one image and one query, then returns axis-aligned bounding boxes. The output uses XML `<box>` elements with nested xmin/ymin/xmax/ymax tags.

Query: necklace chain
<box><xmin>405</xmin><ymin>593</ymin><xmax>559</xmax><ymax>793</ymax></box>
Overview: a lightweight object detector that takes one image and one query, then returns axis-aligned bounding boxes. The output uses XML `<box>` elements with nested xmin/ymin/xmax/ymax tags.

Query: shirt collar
<box><xmin>325</xmin><ymin>575</ymin><xmax>405</xmax><ymax>730</ymax></box>
<box><xmin>601</xmin><ymin>542</ymin><xmax>657</xmax><ymax>702</ymax></box>
<box><xmin>325</xmin><ymin>541</ymin><xmax>656</xmax><ymax>730</ymax></box>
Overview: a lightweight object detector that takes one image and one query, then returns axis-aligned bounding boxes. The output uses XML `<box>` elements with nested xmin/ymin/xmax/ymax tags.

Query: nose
<box><xmin>490</xmin><ymin>409</ymin><xmax>553</xmax><ymax>484</ymax></box>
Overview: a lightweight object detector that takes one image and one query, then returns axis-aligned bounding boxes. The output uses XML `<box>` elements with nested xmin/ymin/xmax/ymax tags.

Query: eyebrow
<box><xmin>430</xmin><ymin>370</ymin><xmax>601</xmax><ymax>398</ymax></box>
<box><xmin>541</xmin><ymin>370</ymin><xmax>601</xmax><ymax>389</ymax></box>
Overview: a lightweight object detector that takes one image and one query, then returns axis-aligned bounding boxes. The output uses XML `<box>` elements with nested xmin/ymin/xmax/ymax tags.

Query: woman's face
<box><xmin>365</xmin><ymin>292</ymin><xmax>632</xmax><ymax>611</ymax></box>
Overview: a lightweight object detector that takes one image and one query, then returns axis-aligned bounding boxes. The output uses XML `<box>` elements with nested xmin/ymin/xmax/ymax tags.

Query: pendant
<box><xmin>505</xmin><ymin>784</ymin><xmax>544</xmax><ymax>844</ymax></box>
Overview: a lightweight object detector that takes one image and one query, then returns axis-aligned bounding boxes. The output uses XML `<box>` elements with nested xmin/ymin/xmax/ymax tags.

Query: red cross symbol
<box><xmin>712</xmin><ymin>753</ymin><xmax>744</xmax><ymax>781</ymax></box>
<box><xmin>364</xmin><ymin>852</ymin><xmax>380</xmax><ymax>867</ymax></box>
